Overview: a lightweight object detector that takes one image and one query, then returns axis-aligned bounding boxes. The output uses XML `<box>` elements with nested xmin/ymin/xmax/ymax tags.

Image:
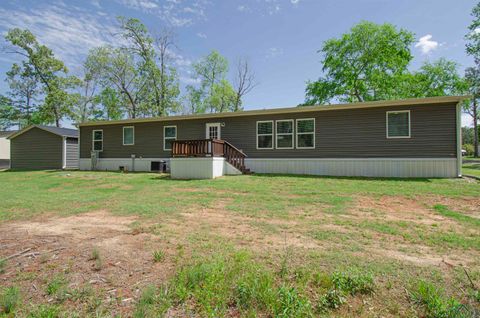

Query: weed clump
<box><xmin>134</xmin><ymin>251</ymin><xmax>375</xmax><ymax>317</ymax></box>
<box><xmin>0</xmin><ymin>286</ymin><xmax>20</xmax><ymax>314</ymax></box>
<box><xmin>410</xmin><ymin>280</ymin><xmax>476</xmax><ymax>318</ymax></box>
<box><xmin>152</xmin><ymin>250</ymin><xmax>165</xmax><ymax>263</ymax></box>
<box><xmin>317</xmin><ymin>269</ymin><xmax>374</xmax><ymax>312</ymax></box>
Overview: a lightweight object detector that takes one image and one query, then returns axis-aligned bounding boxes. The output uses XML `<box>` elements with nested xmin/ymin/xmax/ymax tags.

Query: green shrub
<box><xmin>318</xmin><ymin>289</ymin><xmax>346</xmax><ymax>310</ymax></box>
<box><xmin>331</xmin><ymin>270</ymin><xmax>374</xmax><ymax>295</ymax></box>
<box><xmin>316</xmin><ymin>269</ymin><xmax>374</xmax><ymax>313</ymax></box>
<box><xmin>411</xmin><ymin>281</ymin><xmax>474</xmax><ymax>318</ymax></box>
<box><xmin>274</xmin><ymin>285</ymin><xmax>313</xmax><ymax>318</ymax></box>
<box><xmin>463</xmin><ymin>144</ymin><xmax>475</xmax><ymax>156</ymax></box>
<box><xmin>0</xmin><ymin>286</ymin><xmax>20</xmax><ymax>314</ymax></box>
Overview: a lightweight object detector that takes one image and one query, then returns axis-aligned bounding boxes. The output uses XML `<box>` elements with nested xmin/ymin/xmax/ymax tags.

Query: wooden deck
<box><xmin>171</xmin><ymin>139</ymin><xmax>250</xmax><ymax>173</ymax></box>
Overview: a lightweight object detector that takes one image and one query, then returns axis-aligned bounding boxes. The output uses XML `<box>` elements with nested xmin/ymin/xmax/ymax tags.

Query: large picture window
<box><xmin>387</xmin><ymin>111</ymin><xmax>410</xmax><ymax>138</ymax></box>
<box><xmin>276</xmin><ymin>119</ymin><xmax>293</xmax><ymax>149</ymax></box>
<box><xmin>296</xmin><ymin>118</ymin><xmax>315</xmax><ymax>149</ymax></box>
<box><xmin>256</xmin><ymin>121</ymin><xmax>273</xmax><ymax>149</ymax></box>
<box><xmin>164</xmin><ymin>126</ymin><xmax>177</xmax><ymax>151</ymax></box>
<box><xmin>123</xmin><ymin>126</ymin><xmax>134</xmax><ymax>145</ymax></box>
<box><xmin>92</xmin><ymin>130</ymin><xmax>103</xmax><ymax>151</ymax></box>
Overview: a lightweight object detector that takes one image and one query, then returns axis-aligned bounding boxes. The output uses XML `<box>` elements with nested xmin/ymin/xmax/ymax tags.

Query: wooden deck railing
<box><xmin>171</xmin><ymin>139</ymin><xmax>225</xmax><ymax>157</ymax></box>
<box><xmin>171</xmin><ymin>139</ymin><xmax>248</xmax><ymax>172</ymax></box>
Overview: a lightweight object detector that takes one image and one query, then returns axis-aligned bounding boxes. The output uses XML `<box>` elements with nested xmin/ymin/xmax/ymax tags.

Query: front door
<box><xmin>206</xmin><ymin>123</ymin><xmax>221</xmax><ymax>140</ymax></box>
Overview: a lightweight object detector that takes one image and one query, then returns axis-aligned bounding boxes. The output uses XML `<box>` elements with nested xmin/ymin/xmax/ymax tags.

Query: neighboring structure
<box><xmin>8</xmin><ymin>125</ymin><xmax>79</xmax><ymax>170</ymax></box>
<box><xmin>0</xmin><ymin>131</ymin><xmax>16</xmax><ymax>169</ymax></box>
<box><xmin>78</xmin><ymin>96</ymin><xmax>466</xmax><ymax>178</ymax></box>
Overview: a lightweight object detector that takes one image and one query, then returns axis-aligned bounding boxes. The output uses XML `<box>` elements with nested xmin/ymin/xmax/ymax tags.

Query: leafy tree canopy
<box><xmin>304</xmin><ymin>21</ymin><xmax>465</xmax><ymax>105</ymax></box>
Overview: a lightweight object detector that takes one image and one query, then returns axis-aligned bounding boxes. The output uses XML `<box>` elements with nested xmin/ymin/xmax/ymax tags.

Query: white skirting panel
<box><xmin>79</xmin><ymin>158</ymin><xmax>170</xmax><ymax>172</ymax></box>
<box><xmin>244</xmin><ymin>158</ymin><xmax>458</xmax><ymax>178</ymax></box>
<box><xmin>170</xmin><ymin>157</ymin><xmax>228</xmax><ymax>179</ymax></box>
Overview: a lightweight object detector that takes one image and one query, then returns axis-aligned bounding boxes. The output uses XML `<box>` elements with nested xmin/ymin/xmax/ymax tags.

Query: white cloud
<box><xmin>265</xmin><ymin>47</ymin><xmax>283</xmax><ymax>58</ymax></box>
<box><xmin>196</xmin><ymin>32</ymin><xmax>207</xmax><ymax>39</ymax></box>
<box><xmin>237</xmin><ymin>5</ymin><xmax>249</xmax><ymax>12</ymax></box>
<box><xmin>415</xmin><ymin>34</ymin><xmax>439</xmax><ymax>55</ymax></box>
<box><xmin>116</xmin><ymin>0</ymin><xmax>210</xmax><ymax>27</ymax></box>
<box><xmin>119</xmin><ymin>0</ymin><xmax>158</xmax><ymax>10</ymax></box>
<box><xmin>290</xmin><ymin>0</ymin><xmax>300</xmax><ymax>4</ymax></box>
<box><xmin>0</xmin><ymin>4</ymin><xmax>121</xmax><ymax>71</ymax></box>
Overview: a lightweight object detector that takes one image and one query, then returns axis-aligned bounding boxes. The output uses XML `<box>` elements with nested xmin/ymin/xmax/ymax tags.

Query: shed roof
<box><xmin>8</xmin><ymin>125</ymin><xmax>78</xmax><ymax>140</ymax></box>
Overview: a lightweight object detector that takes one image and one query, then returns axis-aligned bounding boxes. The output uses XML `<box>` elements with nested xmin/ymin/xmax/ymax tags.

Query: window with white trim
<box><xmin>92</xmin><ymin>130</ymin><xmax>103</xmax><ymax>151</ymax></box>
<box><xmin>276</xmin><ymin>119</ymin><xmax>294</xmax><ymax>149</ymax></box>
<box><xmin>123</xmin><ymin>126</ymin><xmax>134</xmax><ymax>145</ymax></box>
<box><xmin>387</xmin><ymin>111</ymin><xmax>410</xmax><ymax>138</ymax></box>
<box><xmin>164</xmin><ymin>126</ymin><xmax>177</xmax><ymax>151</ymax></box>
<box><xmin>296</xmin><ymin>118</ymin><xmax>315</xmax><ymax>149</ymax></box>
<box><xmin>256</xmin><ymin>121</ymin><xmax>273</xmax><ymax>149</ymax></box>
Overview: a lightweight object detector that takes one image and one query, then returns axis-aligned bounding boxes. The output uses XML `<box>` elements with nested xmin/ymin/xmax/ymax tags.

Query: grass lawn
<box><xmin>463</xmin><ymin>159</ymin><xmax>480</xmax><ymax>177</ymax></box>
<box><xmin>0</xmin><ymin>170</ymin><xmax>479</xmax><ymax>317</ymax></box>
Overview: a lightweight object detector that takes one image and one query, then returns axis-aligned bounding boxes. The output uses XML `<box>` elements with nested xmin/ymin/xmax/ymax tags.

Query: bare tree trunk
<box><xmin>474</xmin><ymin>97</ymin><xmax>479</xmax><ymax>157</ymax></box>
<box><xmin>233</xmin><ymin>58</ymin><xmax>257</xmax><ymax>112</ymax></box>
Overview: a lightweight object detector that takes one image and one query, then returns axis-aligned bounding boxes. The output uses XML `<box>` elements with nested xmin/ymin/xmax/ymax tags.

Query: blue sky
<box><xmin>0</xmin><ymin>0</ymin><xmax>477</xmax><ymax>126</ymax></box>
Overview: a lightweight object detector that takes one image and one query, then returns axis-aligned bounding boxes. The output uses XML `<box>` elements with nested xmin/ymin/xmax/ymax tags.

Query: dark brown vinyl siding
<box><xmin>11</xmin><ymin>127</ymin><xmax>63</xmax><ymax>169</ymax></box>
<box><xmin>80</xmin><ymin>103</ymin><xmax>457</xmax><ymax>159</ymax></box>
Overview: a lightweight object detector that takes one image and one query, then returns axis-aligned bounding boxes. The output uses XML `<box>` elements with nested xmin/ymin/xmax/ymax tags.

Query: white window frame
<box><xmin>92</xmin><ymin>129</ymin><xmax>103</xmax><ymax>152</ymax></box>
<box><xmin>386</xmin><ymin>110</ymin><xmax>411</xmax><ymax>139</ymax></box>
<box><xmin>275</xmin><ymin>119</ymin><xmax>294</xmax><ymax>149</ymax></box>
<box><xmin>296</xmin><ymin>118</ymin><xmax>315</xmax><ymax>149</ymax></box>
<box><xmin>163</xmin><ymin>125</ymin><xmax>177</xmax><ymax>151</ymax></box>
<box><xmin>122</xmin><ymin>126</ymin><xmax>135</xmax><ymax>146</ymax></box>
<box><xmin>256</xmin><ymin>120</ymin><xmax>274</xmax><ymax>150</ymax></box>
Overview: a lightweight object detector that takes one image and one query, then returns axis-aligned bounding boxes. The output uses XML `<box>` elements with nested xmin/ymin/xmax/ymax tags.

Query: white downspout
<box><xmin>456</xmin><ymin>102</ymin><xmax>462</xmax><ymax>178</ymax></box>
<box><xmin>62</xmin><ymin>136</ymin><xmax>66</xmax><ymax>169</ymax></box>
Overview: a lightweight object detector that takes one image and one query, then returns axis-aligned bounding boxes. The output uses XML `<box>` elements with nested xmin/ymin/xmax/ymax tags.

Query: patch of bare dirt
<box><xmin>174</xmin><ymin>200</ymin><xmax>322</xmax><ymax>250</ymax></box>
<box><xmin>424</xmin><ymin>195</ymin><xmax>480</xmax><ymax>219</ymax></box>
<box><xmin>0</xmin><ymin>211</ymin><xmax>176</xmax><ymax>316</ymax></box>
<box><xmin>369</xmin><ymin>243</ymin><xmax>479</xmax><ymax>268</ymax></box>
<box><xmin>351</xmin><ymin>195</ymin><xmax>456</xmax><ymax>226</ymax></box>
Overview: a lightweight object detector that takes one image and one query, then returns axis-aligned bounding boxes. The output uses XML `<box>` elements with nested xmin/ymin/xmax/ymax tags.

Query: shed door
<box><xmin>205</xmin><ymin>123</ymin><xmax>221</xmax><ymax>140</ymax></box>
<box><xmin>65</xmin><ymin>138</ymin><xmax>79</xmax><ymax>169</ymax></box>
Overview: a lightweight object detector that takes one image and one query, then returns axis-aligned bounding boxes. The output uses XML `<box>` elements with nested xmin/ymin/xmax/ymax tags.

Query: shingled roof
<box><xmin>8</xmin><ymin>125</ymin><xmax>78</xmax><ymax>139</ymax></box>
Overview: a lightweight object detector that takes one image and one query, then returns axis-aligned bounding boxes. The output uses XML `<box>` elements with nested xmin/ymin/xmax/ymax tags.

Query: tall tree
<box><xmin>304</xmin><ymin>21</ymin><xmax>414</xmax><ymax>105</ymax></box>
<box><xmin>465</xmin><ymin>2</ymin><xmax>480</xmax><ymax>157</ymax></box>
<box><xmin>407</xmin><ymin>59</ymin><xmax>466</xmax><ymax>98</ymax></box>
<box><xmin>155</xmin><ymin>28</ymin><xmax>181</xmax><ymax>115</ymax></box>
<box><xmin>0</xmin><ymin>95</ymin><xmax>18</xmax><ymax>130</ymax></box>
<box><xmin>184</xmin><ymin>85</ymin><xmax>205</xmax><ymax>114</ymax></box>
<box><xmin>95</xmin><ymin>87</ymin><xmax>124</xmax><ymax>120</ymax></box>
<box><xmin>71</xmin><ymin>65</ymin><xmax>100</xmax><ymax>125</ymax></box>
<box><xmin>192</xmin><ymin>50</ymin><xmax>229</xmax><ymax>112</ymax></box>
<box><xmin>233</xmin><ymin>58</ymin><xmax>256</xmax><ymax>111</ymax></box>
<box><xmin>86</xmin><ymin>46</ymin><xmax>145</xmax><ymax>118</ymax></box>
<box><xmin>210</xmin><ymin>79</ymin><xmax>237</xmax><ymax>112</ymax></box>
<box><xmin>119</xmin><ymin>17</ymin><xmax>180</xmax><ymax>117</ymax></box>
<box><xmin>464</xmin><ymin>67</ymin><xmax>480</xmax><ymax>157</ymax></box>
<box><xmin>5</xmin><ymin>28</ymin><xmax>75</xmax><ymax>127</ymax></box>
<box><xmin>6</xmin><ymin>62</ymin><xmax>39</xmax><ymax>127</ymax></box>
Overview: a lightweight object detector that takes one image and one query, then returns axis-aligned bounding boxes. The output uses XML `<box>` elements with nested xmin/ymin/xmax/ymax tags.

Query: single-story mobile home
<box><xmin>8</xmin><ymin>125</ymin><xmax>79</xmax><ymax>170</ymax></box>
<box><xmin>79</xmin><ymin>96</ymin><xmax>466</xmax><ymax>178</ymax></box>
